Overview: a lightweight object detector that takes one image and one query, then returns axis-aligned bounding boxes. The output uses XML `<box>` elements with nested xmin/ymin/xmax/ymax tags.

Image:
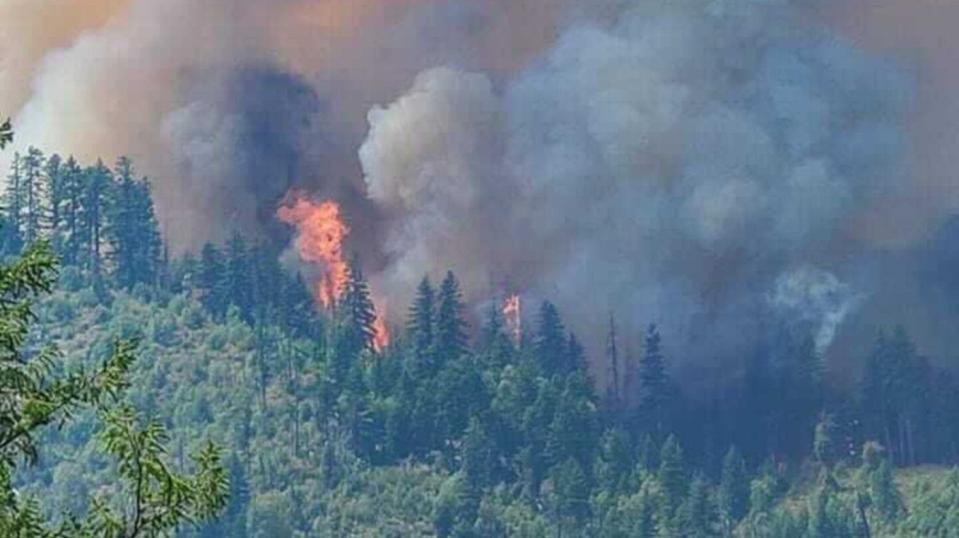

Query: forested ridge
<box><xmin>5</xmin><ymin>146</ymin><xmax>959</xmax><ymax>536</ymax></box>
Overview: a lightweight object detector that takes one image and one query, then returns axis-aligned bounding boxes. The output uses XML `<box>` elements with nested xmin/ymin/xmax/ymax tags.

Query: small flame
<box><xmin>373</xmin><ymin>305</ymin><xmax>391</xmax><ymax>353</ymax></box>
<box><xmin>503</xmin><ymin>294</ymin><xmax>522</xmax><ymax>346</ymax></box>
<box><xmin>277</xmin><ymin>194</ymin><xmax>350</xmax><ymax>308</ymax></box>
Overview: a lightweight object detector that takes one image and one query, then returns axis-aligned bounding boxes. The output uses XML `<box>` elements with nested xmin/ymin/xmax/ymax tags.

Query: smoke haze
<box><xmin>3</xmin><ymin>0</ymin><xmax>958</xmax><ymax>385</ymax></box>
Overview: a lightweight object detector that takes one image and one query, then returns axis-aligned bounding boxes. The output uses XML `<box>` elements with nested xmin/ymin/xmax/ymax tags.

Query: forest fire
<box><xmin>276</xmin><ymin>195</ymin><xmax>350</xmax><ymax>308</ymax></box>
<box><xmin>503</xmin><ymin>294</ymin><xmax>522</xmax><ymax>346</ymax></box>
<box><xmin>277</xmin><ymin>193</ymin><xmax>391</xmax><ymax>351</ymax></box>
<box><xmin>372</xmin><ymin>305</ymin><xmax>391</xmax><ymax>353</ymax></box>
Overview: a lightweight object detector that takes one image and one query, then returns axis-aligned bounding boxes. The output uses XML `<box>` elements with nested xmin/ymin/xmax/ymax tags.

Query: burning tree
<box><xmin>277</xmin><ymin>193</ymin><xmax>390</xmax><ymax>352</ymax></box>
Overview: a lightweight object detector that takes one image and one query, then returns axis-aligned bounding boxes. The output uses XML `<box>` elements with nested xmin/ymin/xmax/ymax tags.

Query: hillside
<box><xmin>9</xmin><ymin>277</ymin><xmax>958</xmax><ymax>537</ymax></box>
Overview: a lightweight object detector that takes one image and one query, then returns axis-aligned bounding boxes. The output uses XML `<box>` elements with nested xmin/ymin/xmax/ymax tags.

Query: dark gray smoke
<box><xmin>359</xmin><ymin>0</ymin><xmax>916</xmax><ymax>382</ymax></box>
<box><xmin>163</xmin><ymin>67</ymin><xmax>333</xmax><ymax>240</ymax></box>
<box><xmin>6</xmin><ymin>0</ymin><xmax>959</xmax><ymax>385</ymax></box>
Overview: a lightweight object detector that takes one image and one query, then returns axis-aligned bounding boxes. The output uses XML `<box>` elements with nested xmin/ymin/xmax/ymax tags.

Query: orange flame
<box><xmin>276</xmin><ymin>195</ymin><xmax>350</xmax><ymax>309</ymax></box>
<box><xmin>373</xmin><ymin>304</ymin><xmax>391</xmax><ymax>353</ymax></box>
<box><xmin>503</xmin><ymin>294</ymin><xmax>522</xmax><ymax>346</ymax></box>
<box><xmin>277</xmin><ymin>192</ymin><xmax>392</xmax><ymax>352</ymax></box>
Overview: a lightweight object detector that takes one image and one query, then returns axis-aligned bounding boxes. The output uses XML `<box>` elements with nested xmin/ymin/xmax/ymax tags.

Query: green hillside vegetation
<box><xmin>8</xmin><ymin>262</ymin><xmax>958</xmax><ymax>537</ymax></box>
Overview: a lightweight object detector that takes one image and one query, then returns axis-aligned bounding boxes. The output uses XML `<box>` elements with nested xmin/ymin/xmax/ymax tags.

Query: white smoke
<box><xmin>770</xmin><ymin>266</ymin><xmax>863</xmax><ymax>354</ymax></box>
<box><xmin>358</xmin><ymin>0</ymin><xmax>909</xmax><ymax>370</ymax></box>
<box><xmin>5</xmin><ymin>0</ymin><xmax>952</xmax><ymax>378</ymax></box>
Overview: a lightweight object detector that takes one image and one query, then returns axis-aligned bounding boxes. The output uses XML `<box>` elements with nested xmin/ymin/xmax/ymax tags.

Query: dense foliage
<box><xmin>0</xmin><ymin>240</ymin><xmax>227</xmax><ymax>536</ymax></box>
<box><xmin>5</xmin><ymin>147</ymin><xmax>959</xmax><ymax>536</ymax></box>
<box><xmin>0</xmin><ymin>124</ymin><xmax>229</xmax><ymax>536</ymax></box>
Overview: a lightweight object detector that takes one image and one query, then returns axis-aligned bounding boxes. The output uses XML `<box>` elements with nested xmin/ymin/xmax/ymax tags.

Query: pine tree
<box><xmin>606</xmin><ymin>313</ymin><xmax>622</xmax><ymax>413</ymax></box>
<box><xmin>658</xmin><ymin>435</ymin><xmax>688</xmax><ymax>517</ymax></box>
<box><xmin>678</xmin><ymin>476</ymin><xmax>715</xmax><ymax>538</ymax></box>
<box><xmin>249</xmin><ymin>242</ymin><xmax>284</xmax><ymax>320</ymax></box>
<box><xmin>567</xmin><ymin>332</ymin><xmax>586</xmax><ymax>373</ymax></box>
<box><xmin>199</xmin><ymin>242</ymin><xmax>227</xmax><ymax>318</ymax></box>
<box><xmin>0</xmin><ymin>119</ymin><xmax>10</xmax><ymax>149</ymax></box>
<box><xmin>43</xmin><ymin>154</ymin><xmax>66</xmax><ymax>249</ymax></box>
<box><xmin>549</xmin><ymin>458</ymin><xmax>591</xmax><ymax>531</ymax></box>
<box><xmin>131</xmin><ymin>176</ymin><xmax>162</xmax><ymax>285</ymax></box>
<box><xmin>105</xmin><ymin>157</ymin><xmax>139</xmax><ymax>287</ymax></box>
<box><xmin>223</xmin><ymin>232</ymin><xmax>253</xmax><ymax>319</ymax></box>
<box><xmin>435</xmin><ymin>271</ymin><xmax>467</xmax><ymax>364</ymax></box>
<box><xmin>278</xmin><ymin>272</ymin><xmax>316</xmax><ymax>337</ymax></box>
<box><xmin>860</xmin><ymin>327</ymin><xmax>927</xmax><ymax>465</ymax></box>
<box><xmin>545</xmin><ymin>386</ymin><xmax>589</xmax><ymax>470</ymax></box>
<box><xmin>339</xmin><ymin>258</ymin><xmax>377</xmax><ymax>356</ymax></box>
<box><xmin>407</xmin><ymin>276</ymin><xmax>435</xmax><ymax>368</ymax></box>
<box><xmin>462</xmin><ymin>416</ymin><xmax>496</xmax><ymax>489</ymax></box>
<box><xmin>81</xmin><ymin>160</ymin><xmax>111</xmax><ymax>273</ymax></box>
<box><xmin>479</xmin><ymin>299</ymin><xmax>513</xmax><ymax>367</ymax></box>
<box><xmin>638</xmin><ymin>324</ymin><xmax>670</xmax><ymax>437</ymax></box>
<box><xmin>780</xmin><ymin>333</ymin><xmax>823</xmax><ymax>460</ymax></box>
<box><xmin>596</xmin><ymin>428</ymin><xmax>632</xmax><ymax>494</ymax></box>
<box><xmin>60</xmin><ymin>156</ymin><xmax>83</xmax><ymax>265</ymax></box>
<box><xmin>636</xmin><ymin>433</ymin><xmax>658</xmax><ymax>475</ymax></box>
<box><xmin>718</xmin><ymin>446</ymin><xmax>749</xmax><ymax>533</ymax></box>
<box><xmin>20</xmin><ymin>147</ymin><xmax>44</xmax><ymax>245</ymax></box>
<box><xmin>535</xmin><ymin>301</ymin><xmax>567</xmax><ymax>376</ymax></box>
<box><xmin>2</xmin><ymin>152</ymin><xmax>23</xmax><ymax>254</ymax></box>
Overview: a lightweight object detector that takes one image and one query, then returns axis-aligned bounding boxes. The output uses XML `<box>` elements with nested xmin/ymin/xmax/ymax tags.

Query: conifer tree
<box><xmin>61</xmin><ymin>156</ymin><xmax>83</xmax><ymax>264</ymax></box>
<box><xmin>570</xmin><ymin>332</ymin><xmax>588</xmax><ymax>370</ymax></box>
<box><xmin>479</xmin><ymin>299</ymin><xmax>513</xmax><ymax>367</ymax></box>
<box><xmin>131</xmin><ymin>176</ymin><xmax>162</xmax><ymax>285</ymax></box>
<box><xmin>606</xmin><ymin>314</ymin><xmax>622</xmax><ymax>412</ymax></box>
<box><xmin>596</xmin><ymin>428</ymin><xmax>632</xmax><ymax>494</ymax></box>
<box><xmin>678</xmin><ymin>476</ymin><xmax>715</xmax><ymax>538</ymax></box>
<box><xmin>3</xmin><ymin>152</ymin><xmax>23</xmax><ymax>254</ymax></box>
<box><xmin>43</xmin><ymin>154</ymin><xmax>66</xmax><ymax>248</ymax></box>
<box><xmin>718</xmin><ymin>446</ymin><xmax>749</xmax><ymax>533</ymax></box>
<box><xmin>435</xmin><ymin>271</ymin><xmax>467</xmax><ymax>364</ymax></box>
<box><xmin>549</xmin><ymin>458</ymin><xmax>591</xmax><ymax>531</ymax></box>
<box><xmin>81</xmin><ymin>161</ymin><xmax>111</xmax><ymax>273</ymax></box>
<box><xmin>636</xmin><ymin>433</ymin><xmax>658</xmax><ymax>475</ymax></box>
<box><xmin>0</xmin><ymin>119</ymin><xmax>10</xmax><ymax>149</ymax></box>
<box><xmin>535</xmin><ymin>301</ymin><xmax>567</xmax><ymax>376</ymax></box>
<box><xmin>278</xmin><ymin>272</ymin><xmax>316</xmax><ymax>337</ymax></box>
<box><xmin>462</xmin><ymin>416</ymin><xmax>496</xmax><ymax>489</ymax></box>
<box><xmin>251</xmin><ymin>243</ymin><xmax>282</xmax><ymax>309</ymax></box>
<box><xmin>223</xmin><ymin>232</ymin><xmax>253</xmax><ymax>319</ymax></box>
<box><xmin>860</xmin><ymin>327</ymin><xmax>927</xmax><ymax>465</ymax></box>
<box><xmin>199</xmin><ymin>243</ymin><xmax>227</xmax><ymax>318</ymax></box>
<box><xmin>658</xmin><ymin>435</ymin><xmax>687</xmax><ymax>518</ymax></box>
<box><xmin>407</xmin><ymin>276</ymin><xmax>435</xmax><ymax>367</ymax></box>
<box><xmin>20</xmin><ymin>147</ymin><xmax>45</xmax><ymax>245</ymax></box>
<box><xmin>638</xmin><ymin>324</ymin><xmax>670</xmax><ymax>437</ymax></box>
<box><xmin>106</xmin><ymin>157</ymin><xmax>139</xmax><ymax>288</ymax></box>
<box><xmin>339</xmin><ymin>258</ymin><xmax>377</xmax><ymax>356</ymax></box>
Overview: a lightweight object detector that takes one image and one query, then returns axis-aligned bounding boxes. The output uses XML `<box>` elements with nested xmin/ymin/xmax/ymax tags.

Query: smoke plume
<box><xmin>360</xmin><ymin>0</ymin><xmax>913</xmax><ymax>381</ymax></box>
<box><xmin>4</xmin><ymin>0</ymin><xmax>959</xmax><ymax>385</ymax></box>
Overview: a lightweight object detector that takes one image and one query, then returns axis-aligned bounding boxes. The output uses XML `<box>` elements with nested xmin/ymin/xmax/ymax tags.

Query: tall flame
<box><xmin>277</xmin><ymin>192</ymin><xmax>391</xmax><ymax>352</ymax></box>
<box><xmin>277</xmin><ymin>195</ymin><xmax>350</xmax><ymax>308</ymax></box>
<box><xmin>503</xmin><ymin>294</ymin><xmax>522</xmax><ymax>347</ymax></box>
